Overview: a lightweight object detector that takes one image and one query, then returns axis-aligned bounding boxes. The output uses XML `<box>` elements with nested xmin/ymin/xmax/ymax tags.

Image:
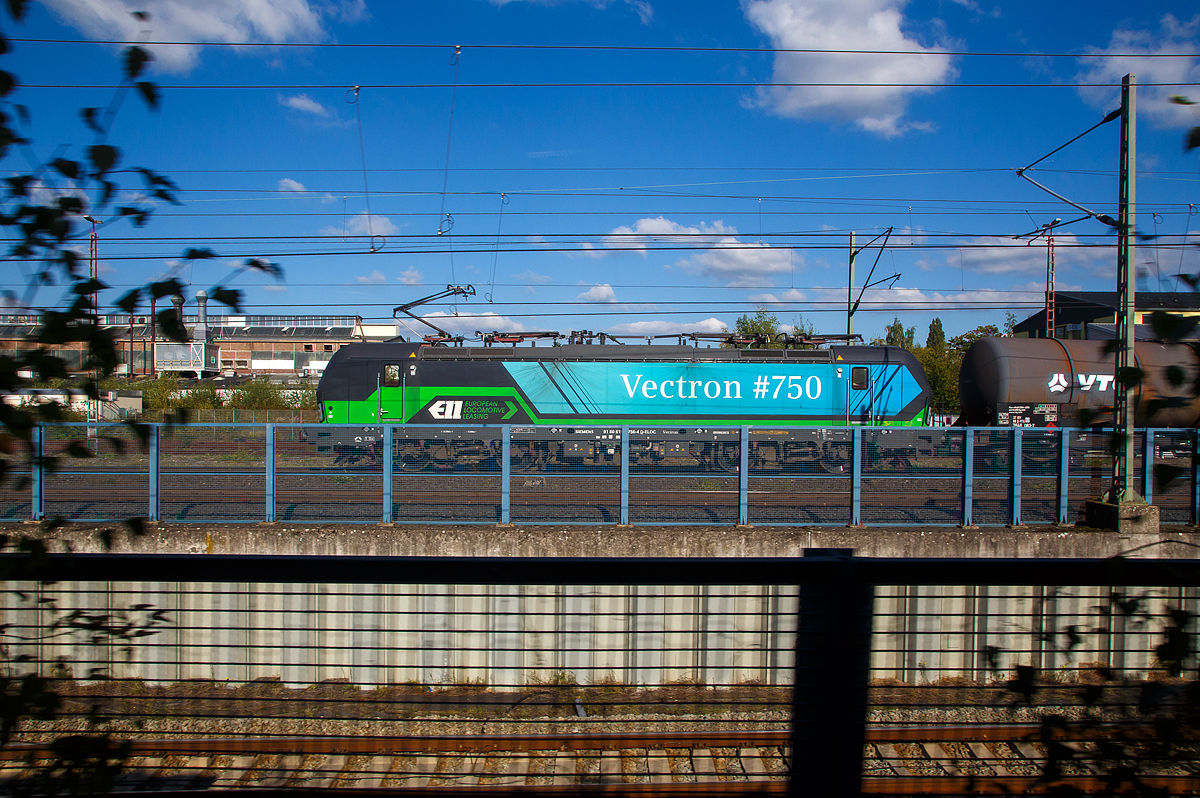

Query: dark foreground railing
<box><xmin>3</xmin><ymin>423</ymin><xmax>1198</xmax><ymax>526</ymax></box>
<box><xmin>2</xmin><ymin>552</ymin><xmax>1199</xmax><ymax>795</ymax></box>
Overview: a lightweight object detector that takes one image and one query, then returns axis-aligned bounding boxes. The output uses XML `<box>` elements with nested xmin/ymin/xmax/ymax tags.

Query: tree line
<box><xmin>730</xmin><ymin>308</ymin><xmax>1018</xmax><ymax>415</ymax></box>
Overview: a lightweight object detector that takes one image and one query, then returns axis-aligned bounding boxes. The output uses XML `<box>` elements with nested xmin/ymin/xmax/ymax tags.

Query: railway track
<box><xmin>3</xmin><ymin>727</ymin><xmax>1196</xmax><ymax>794</ymax></box>
<box><xmin>27</xmin><ymin>474</ymin><xmax>1192</xmax><ymax>526</ymax></box>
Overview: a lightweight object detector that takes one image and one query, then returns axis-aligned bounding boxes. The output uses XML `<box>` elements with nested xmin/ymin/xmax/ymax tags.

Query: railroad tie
<box><xmin>741</xmin><ymin>748</ymin><xmax>769</xmax><ymax>778</ymax></box>
<box><xmin>552</xmin><ymin>748</ymin><xmax>575</xmax><ymax>786</ymax></box>
<box><xmin>691</xmin><ymin>749</ymin><xmax>719</xmax><ymax>782</ymax></box>
<box><xmin>284</xmin><ymin>753</ymin><xmax>328</xmax><ymax>788</ymax></box>
<box><xmin>214</xmin><ymin>755</ymin><xmax>257</xmax><ymax>788</ymax></box>
<box><xmin>599</xmin><ymin>749</ymin><xmax>622</xmax><ymax>783</ymax></box>
<box><xmin>646</xmin><ymin>749</ymin><xmax>672</xmax><ymax>782</ymax></box>
<box><xmin>426</xmin><ymin>752</ymin><xmax>466</xmax><ymax>787</ymax></box>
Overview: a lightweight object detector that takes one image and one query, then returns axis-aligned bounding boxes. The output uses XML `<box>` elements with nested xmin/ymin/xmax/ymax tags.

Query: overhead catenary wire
<box><xmin>6</xmin><ymin>239</ymin><xmax>1178</xmax><ymax>264</ymax></box>
<box><xmin>487</xmin><ymin>192</ymin><xmax>509</xmax><ymax>303</ymax></box>
<box><xmin>439</xmin><ymin>46</ymin><xmax>463</xmax><ymax>308</ymax></box>
<box><xmin>347</xmin><ymin>86</ymin><xmax>383</xmax><ymax>252</ymax></box>
<box><xmin>11</xmin><ymin>37</ymin><xmax>1200</xmax><ymax>59</ymax></box>
<box><xmin>20</xmin><ymin>80</ymin><xmax>1200</xmax><ymax>90</ymax></box>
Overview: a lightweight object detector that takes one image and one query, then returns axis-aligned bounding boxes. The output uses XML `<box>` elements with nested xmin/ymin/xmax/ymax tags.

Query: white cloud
<box><xmin>628</xmin><ymin>0</ymin><xmax>652</xmax><ymax>24</ymax></box>
<box><xmin>1076</xmin><ymin>14</ymin><xmax>1200</xmax><ymax>128</ymax></box>
<box><xmin>741</xmin><ymin>0</ymin><xmax>956</xmax><ymax>136</ymax></box>
<box><xmin>41</xmin><ymin>0</ymin><xmax>367</xmax><ymax>73</ymax></box>
<box><xmin>677</xmin><ymin>237</ymin><xmax>795</xmax><ymax>286</ymax></box>
<box><xmin>279</xmin><ymin>93</ymin><xmax>331</xmax><ymax>117</ymax></box>
<box><xmin>321</xmin><ymin>212</ymin><xmax>401</xmax><ymax>238</ymax></box>
<box><xmin>413</xmin><ymin>311</ymin><xmax>527</xmax><ymax>337</ymax></box>
<box><xmin>611</xmin><ymin>216</ymin><xmax>735</xmax><ymax>248</ymax></box>
<box><xmin>577</xmin><ymin>284</ymin><xmax>617</xmax><ymax>303</ymax></box>
<box><xmin>513</xmin><ymin>269</ymin><xmax>553</xmax><ymax>284</ymax></box>
<box><xmin>947</xmin><ymin>0</ymin><xmax>999</xmax><ymax>18</ymax></box>
<box><xmin>920</xmin><ymin>235</ymin><xmax>1101</xmax><ymax>277</ymax></box>
<box><xmin>604</xmin><ymin>318</ymin><xmax>728</xmax><ymax>336</ymax></box>
<box><xmin>333</xmin><ymin>0</ymin><xmax>369</xmax><ymax>23</ymax></box>
<box><xmin>749</xmin><ymin>289</ymin><xmax>808</xmax><ymax>302</ymax></box>
<box><xmin>398</xmin><ymin>267</ymin><xmax>423</xmax><ymax>285</ymax></box>
<box><xmin>485</xmin><ymin>0</ymin><xmax>653</xmax><ymax>25</ymax></box>
<box><xmin>799</xmin><ymin>285</ymin><xmax>1042</xmax><ymax>316</ymax></box>
<box><xmin>278</xmin><ymin>178</ymin><xmax>307</xmax><ymax>193</ymax></box>
<box><xmin>357</xmin><ymin>270</ymin><xmax>387</xmax><ymax>284</ymax></box>
<box><xmin>584</xmin><ymin>217</ymin><xmax>738</xmax><ymax>258</ymax></box>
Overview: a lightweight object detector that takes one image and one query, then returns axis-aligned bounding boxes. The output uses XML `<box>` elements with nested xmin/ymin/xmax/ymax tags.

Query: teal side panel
<box><xmin>502</xmin><ymin>361</ymin><xmax>921</xmax><ymax>419</ymax></box>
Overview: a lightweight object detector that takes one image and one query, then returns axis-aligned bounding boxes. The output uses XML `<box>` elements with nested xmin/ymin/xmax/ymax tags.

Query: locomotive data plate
<box><xmin>995</xmin><ymin>402</ymin><xmax>1071</xmax><ymax>427</ymax></box>
<box><xmin>510</xmin><ymin>426</ymin><xmax>623</xmax><ymax>441</ymax></box>
<box><xmin>393</xmin><ymin>426</ymin><xmax>501</xmax><ymax>441</ymax></box>
<box><xmin>628</xmin><ymin>427</ymin><xmax>742</xmax><ymax>442</ymax></box>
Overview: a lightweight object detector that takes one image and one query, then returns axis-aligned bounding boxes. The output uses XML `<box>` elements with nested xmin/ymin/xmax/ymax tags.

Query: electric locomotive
<box><xmin>308</xmin><ymin>336</ymin><xmax>932</xmax><ymax>472</ymax></box>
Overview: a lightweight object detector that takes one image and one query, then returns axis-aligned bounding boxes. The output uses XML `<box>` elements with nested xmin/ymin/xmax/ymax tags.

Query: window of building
<box><xmin>303</xmin><ymin>344</ymin><xmax>313</xmax><ymax>352</ymax></box>
<box><xmin>324</xmin><ymin>344</ymin><xmax>333</xmax><ymax>351</ymax></box>
<box><xmin>235</xmin><ymin>360</ymin><xmax>248</xmax><ymax>368</ymax></box>
<box><xmin>383</xmin><ymin>364</ymin><xmax>400</xmax><ymax>387</ymax></box>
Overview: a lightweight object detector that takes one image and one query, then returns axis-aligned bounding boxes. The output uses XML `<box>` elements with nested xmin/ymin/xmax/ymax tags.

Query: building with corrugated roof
<box><xmin>0</xmin><ymin>304</ymin><xmax>399</xmax><ymax>379</ymax></box>
<box><xmin>1013</xmin><ymin>291</ymin><xmax>1200</xmax><ymax>340</ymax></box>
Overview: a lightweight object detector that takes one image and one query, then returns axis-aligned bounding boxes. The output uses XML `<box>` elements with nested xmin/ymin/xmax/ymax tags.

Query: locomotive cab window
<box><xmin>851</xmin><ymin>367</ymin><xmax>869</xmax><ymax>391</ymax></box>
<box><xmin>383</xmin><ymin>364</ymin><xmax>400</xmax><ymax>387</ymax></box>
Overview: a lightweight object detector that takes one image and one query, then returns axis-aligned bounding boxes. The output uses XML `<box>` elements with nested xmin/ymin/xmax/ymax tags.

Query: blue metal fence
<box><xmin>2</xmin><ymin>423</ymin><xmax>1195</xmax><ymax>526</ymax></box>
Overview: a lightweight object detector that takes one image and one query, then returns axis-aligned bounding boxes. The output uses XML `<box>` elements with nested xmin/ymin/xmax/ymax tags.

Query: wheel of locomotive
<box><xmin>395</xmin><ymin>443</ymin><xmax>428</xmax><ymax>472</ymax></box>
<box><xmin>982</xmin><ymin>445</ymin><xmax>1010</xmax><ymax>470</ymax></box>
<box><xmin>510</xmin><ymin>442</ymin><xmax>538</xmax><ymax>472</ymax></box>
<box><xmin>819</xmin><ymin>442</ymin><xmax>851</xmax><ymax>474</ymax></box>
<box><xmin>334</xmin><ymin>444</ymin><xmax>374</xmax><ymax>469</ymax></box>
<box><xmin>715</xmin><ymin>443</ymin><xmax>740</xmax><ymax>473</ymax></box>
<box><xmin>367</xmin><ymin>441</ymin><xmax>385</xmax><ymax>468</ymax></box>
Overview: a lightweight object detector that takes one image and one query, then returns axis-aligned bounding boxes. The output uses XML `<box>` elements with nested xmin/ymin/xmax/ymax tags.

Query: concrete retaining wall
<box><xmin>6</xmin><ymin>521</ymin><xmax>1198</xmax><ymax>560</ymax></box>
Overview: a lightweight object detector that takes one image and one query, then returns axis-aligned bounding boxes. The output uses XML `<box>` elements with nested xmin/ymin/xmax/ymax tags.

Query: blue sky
<box><xmin>5</xmin><ymin>0</ymin><xmax>1200</xmax><ymax>344</ymax></box>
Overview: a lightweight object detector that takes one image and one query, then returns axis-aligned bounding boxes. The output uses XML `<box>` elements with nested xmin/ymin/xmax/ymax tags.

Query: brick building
<box><xmin>0</xmin><ymin>311</ymin><xmax>399</xmax><ymax>378</ymax></box>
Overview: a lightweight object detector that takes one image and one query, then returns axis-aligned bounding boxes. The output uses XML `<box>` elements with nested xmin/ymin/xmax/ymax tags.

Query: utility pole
<box><xmin>1087</xmin><ymin>73</ymin><xmax>1158</xmax><ymax>532</ymax></box>
<box><xmin>847</xmin><ymin>233</ymin><xmax>856</xmax><ymax>340</ymax></box>
<box><xmin>1044</xmin><ymin>227</ymin><xmax>1055</xmax><ymax>338</ymax></box>
<box><xmin>83</xmin><ymin>215</ymin><xmax>99</xmax><ymax>426</ymax></box>
<box><xmin>1112</xmin><ymin>73</ymin><xmax>1139</xmax><ymax>505</ymax></box>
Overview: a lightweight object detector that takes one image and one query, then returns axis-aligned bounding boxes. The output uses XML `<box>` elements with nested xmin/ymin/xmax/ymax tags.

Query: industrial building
<box><xmin>1013</xmin><ymin>291</ymin><xmax>1200</xmax><ymax>340</ymax></box>
<box><xmin>0</xmin><ymin>291</ymin><xmax>400</xmax><ymax>379</ymax></box>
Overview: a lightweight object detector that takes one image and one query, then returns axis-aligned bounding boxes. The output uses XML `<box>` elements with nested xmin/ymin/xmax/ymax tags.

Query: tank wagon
<box><xmin>309</xmin><ymin>340</ymin><xmax>931</xmax><ymax>472</ymax></box>
<box><xmin>959</xmin><ymin>337</ymin><xmax>1200</xmax><ymax>428</ymax></box>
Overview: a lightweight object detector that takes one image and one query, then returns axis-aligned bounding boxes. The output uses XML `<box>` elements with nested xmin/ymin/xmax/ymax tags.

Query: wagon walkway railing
<box><xmin>1</xmin><ymin>552</ymin><xmax>1198</xmax><ymax>795</ymax></box>
<box><xmin>2</xmin><ymin>422</ymin><xmax>1196</xmax><ymax>526</ymax></box>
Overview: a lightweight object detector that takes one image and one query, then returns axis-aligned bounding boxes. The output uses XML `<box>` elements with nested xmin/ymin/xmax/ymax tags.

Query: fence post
<box><xmin>620</xmin><ymin>426</ymin><xmax>629</xmax><ymax>526</ymax></box>
<box><xmin>739</xmin><ymin>426</ymin><xmax>750</xmax><ymax>526</ymax></box>
<box><xmin>148</xmin><ymin>424</ymin><xmax>160</xmax><ymax>523</ymax></box>
<box><xmin>1010</xmin><ymin>427</ymin><xmax>1022</xmax><ymax>526</ymax></box>
<box><xmin>500</xmin><ymin>425</ymin><xmax>511</xmax><ymax>525</ymax></box>
<box><xmin>850</xmin><ymin>427</ymin><xmax>862</xmax><ymax>526</ymax></box>
<box><xmin>31</xmin><ymin>424</ymin><xmax>43</xmax><ymax>521</ymax></box>
<box><xmin>962</xmin><ymin>429</ymin><xmax>974</xmax><ymax>527</ymax></box>
<box><xmin>265</xmin><ymin>424</ymin><xmax>276</xmax><ymax>523</ymax></box>
<box><xmin>1057</xmin><ymin>427</ymin><xmax>1071</xmax><ymax>525</ymax></box>
<box><xmin>790</xmin><ymin>548</ymin><xmax>872</xmax><ymax>798</ymax></box>
<box><xmin>1193</xmin><ymin>429</ymin><xmax>1199</xmax><ymax>526</ymax></box>
<box><xmin>383</xmin><ymin>425</ymin><xmax>394</xmax><ymax>524</ymax></box>
<box><xmin>1143</xmin><ymin>429</ymin><xmax>1154</xmax><ymax>506</ymax></box>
